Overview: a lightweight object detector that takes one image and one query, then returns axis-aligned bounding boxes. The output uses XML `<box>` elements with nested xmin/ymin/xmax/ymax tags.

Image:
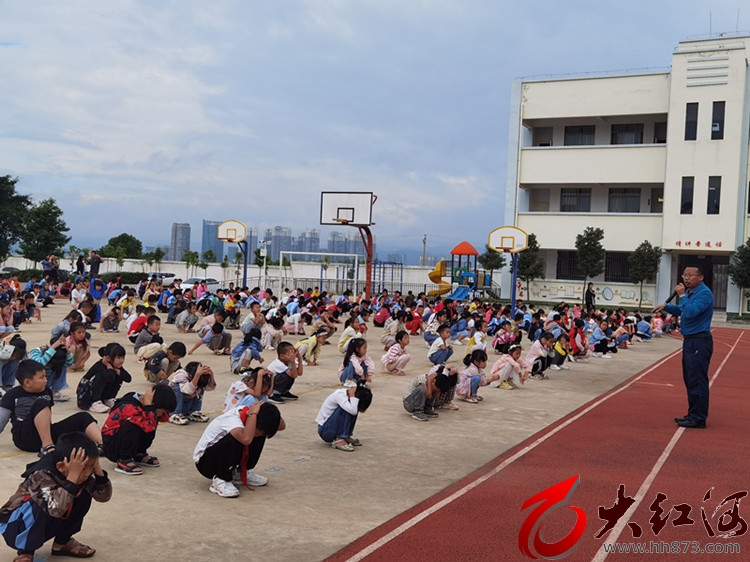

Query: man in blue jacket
<box><xmin>653</xmin><ymin>265</ymin><xmax>714</xmax><ymax>428</ymax></box>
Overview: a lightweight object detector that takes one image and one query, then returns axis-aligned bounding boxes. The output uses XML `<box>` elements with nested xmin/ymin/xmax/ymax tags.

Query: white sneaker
<box><xmin>592</xmin><ymin>352</ymin><xmax>601</xmax><ymax>358</ymax></box>
<box><xmin>560</xmin><ymin>365</ymin><xmax>569</xmax><ymax>370</ymax></box>
<box><xmin>633</xmin><ymin>335</ymin><xmax>643</xmax><ymax>343</ymax></box>
<box><xmin>233</xmin><ymin>469</ymin><xmax>268</xmax><ymax>487</ymax></box>
<box><xmin>169</xmin><ymin>413</ymin><xmax>189</xmax><ymax>426</ymax></box>
<box><xmin>53</xmin><ymin>391</ymin><xmax>71</xmax><ymax>402</ymax></box>
<box><xmin>104</xmin><ymin>398</ymin><xmax>116</xmax><ymax>408</ymax></box>
<box><xmin>550</xmin><ymin>364</ymin><xmax>561</xmax><ymax>370</ymax></box>
<box><xmin>210</xmin><ymin>477</ymin><xmax>240</xmax><ymax>498</ymax></box>
<box><xmin>89</xmin><ymin>401</ymin><xmax>110</xmax><ymax>413</ymax></box>
<box><xmin>601</xmin><ymin>354</ymin><xmax>612</xmax><ymax>359</ymax></box>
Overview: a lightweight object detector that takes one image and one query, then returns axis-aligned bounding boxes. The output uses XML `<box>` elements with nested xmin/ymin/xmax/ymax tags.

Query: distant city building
<box><xmin>386</xmin><ymin>252</ymin><xmax>406</xmax><ymax>264</ymax></box>
<box><xmin>326</xmin><ymin>230</ymin><xmax>372</xmax><ymax>262</ymax></box>
<box><xmin>169</xmin><ymin>223</ymin><xmax>191</xmax><ymax>262</ymax></box>
<box><xmin>263</xmin><ymin>226</ymin><xmax>293</xmax><ymax>261</ymax></box>
<box><xmin>292</xmin><ymin>228</ymin><xmax>321</xmax><ymax>261</ymax></box>
<box><xmin>201</xmin><ymin>220</ymin><xmax>224</xmax><ymax>263</ymax></box>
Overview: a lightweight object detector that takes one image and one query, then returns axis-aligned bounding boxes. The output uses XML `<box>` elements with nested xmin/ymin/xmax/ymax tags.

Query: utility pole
<box><xmin>421</xmin><ymin>234</ymin><xmax>427</xmax><ymax>267</ymax></box>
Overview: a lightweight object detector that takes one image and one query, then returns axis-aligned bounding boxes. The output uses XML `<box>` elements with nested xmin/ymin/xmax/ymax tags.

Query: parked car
<box><xmin>180</xmin><ymin>277</ymin><xmax>221</xmax><ymax>294</ymax></box>
<box><xmin>147</xmin><ymin>272</ymin><xmax>178</xmax><ymax>286</ymax></box>
<box><xmin>1</xmin><ymin>267</ymin><xmax>20</xmax><ymax>275</ymax></box>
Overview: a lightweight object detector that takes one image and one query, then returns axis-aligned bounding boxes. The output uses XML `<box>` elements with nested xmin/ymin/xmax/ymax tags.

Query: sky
<box><xmin>1</xmin><ymin>0</ymin><xmax>747</xmax><ymax>263</ymax></box>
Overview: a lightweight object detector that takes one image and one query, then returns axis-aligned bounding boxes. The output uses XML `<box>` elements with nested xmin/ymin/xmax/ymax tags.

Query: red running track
<box><xmin>327</xmin><ymin>328</ymin><xmax>750</xmax><ymax>562</ymax></box>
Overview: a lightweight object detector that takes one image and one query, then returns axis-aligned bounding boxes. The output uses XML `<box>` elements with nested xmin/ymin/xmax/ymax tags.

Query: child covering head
<box><xmin>193</xmin><ymin>400</ymin><xmax>284</xmax><ymax>498</ymax></box>
<box><xmin>100</xmin><ymin>384</ymin><xmax>177</xmax><ymax>476</ymax></box>
<box><xmin>223</xmin><ymin>367</ymin><xmax>273</xmax><ymax>412</ymax></box>
<box><xmin>167</xmin><ymin>361</ymin><xmax>216</xmax><ymax>425</ymax></box>
<box><xmin>230</xmin><ymin>329</ymin><xmax>264</xmax><ymax>374</ymax></box>
<box><xmin>266</xmin><ymin>342</ymin><xmax>303</xmax><ymax>404</ymax></box>
<box><xmin>456</xmin><ymin>350</ymin><xmax>495</xmax><ymax>404</ymax></box>
<box><xmin>76</xmin><ymin>342</ymin><xmax>132</xmax><ymax>414</ymax></box>
<box><xmin>402</xmin><ymin>367</ymin><xmax>450</xmax><ymax>421</ymax></box>
<box><xmin>0</xmin><ymin>360</ymin><xmax>104</xmax><ymax>457</ymax></box>
<box><xmin>315</xmin><ymin>384</ymin><xmax>372</xmax><ymax>451</ymax></box>
<box><xmin>0</xmin><ymin>431</ymin><xmax>112</xmax><ymax>561</ymax></box>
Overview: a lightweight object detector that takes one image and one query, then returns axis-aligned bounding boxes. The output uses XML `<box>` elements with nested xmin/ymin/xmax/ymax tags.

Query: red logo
<box><xmin>519</xmin><ymin>475</ymin><xmax>587</xmax><ymax>559</ymax></box>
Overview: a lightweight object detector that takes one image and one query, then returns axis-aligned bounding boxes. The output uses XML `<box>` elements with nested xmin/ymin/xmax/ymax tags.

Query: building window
<box><xmin>611</xmin><ymin>124</ymin><xmax>644</xmax><ymax>145</ymax></box>
<box><xmin>529</xmin><ymin>188</ymin><xmax>550</xmax><ymax>212</ymax></box>
<box><xmin>680</xmin><ymin>177</ymin><xmax>694</xmax><ymax>215</ymax></box>
<box><xmin>556</xmin><ymin>250</ymin><xmax>586</xmax><ymax>281</ymax></box>
<box><xmin>533</xmin><ymin>127</ymin><xmax>553</xmax><ymax>147</ymax></box>
<box><xmin>560</xmin><ymin>188</ymin><xmax>591</xmax><ymax>212</ymax></box>
<box><xmin>654</xmin><ymin>122</ymin><xmax>667</xmax><ymax>143</ymax></box>
<box><xmin>605</xmin><ymin>252</ymin><xmax>631</xmax><ymax>283</ymax></box>
<box><xmin>684</xmin><ymin>103</ymin><xmax>698</xmax><ymax>140</ymax></box>
<box><xmin>707</xmin><ymin>176</ymin><xmax>721</xmax><ymax>214</ymax></box>
<box><xmin>711</xmin><ymin>101</ymin><xmax>725</xmax><ymax>140</ymax></box>
<box><xmin>650</xmin><ymin>187</ymin><xmax>664</xmax><ymax>213</ymax></box>
<box><xmin>608</xmin><ymin>188</ymin><xmax>641</xmax><ymax>213</ymax></box>
<box><xmin>564</xmin><ymin>125</ymin><xmax>595</xmax><ymax>146</ymax></box>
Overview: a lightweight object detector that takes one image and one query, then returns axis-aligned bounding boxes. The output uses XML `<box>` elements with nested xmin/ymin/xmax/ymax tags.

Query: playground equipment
<box><xmin>372</xmin><ymin>260</ymin><xmax>404</xmax><ymax>294</ymax></box>
<box><xmin>448</xmin><ymin>241</ymin><xmax>479</xmax><ymax>300</ymax></box>
<box><xmin>427</xmin><ymin>260</ymin><xmax>451</xmax><ymax>297</ymax></box>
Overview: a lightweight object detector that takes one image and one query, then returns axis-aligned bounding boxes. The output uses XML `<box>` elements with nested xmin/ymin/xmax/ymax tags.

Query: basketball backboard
<box><xmin>320</xmin><ymin>192</ymin><xmax>374</xmax><ymax>226</ymax></box>
<box><xmin>488</xmin><ymin>226</ymin><xmax>528</xmax><ymax>253</ymax></box>
<box><xmin>217</xmin><ymin>219</ymin><xmax>247</xmax><ymax>243</ymax></box>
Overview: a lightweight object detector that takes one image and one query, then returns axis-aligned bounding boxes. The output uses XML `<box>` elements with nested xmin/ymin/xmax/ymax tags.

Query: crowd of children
<box><xmin>0</xmin><ymin>270</ymin><xmax>679</xmax><ymax>558</ymax></box>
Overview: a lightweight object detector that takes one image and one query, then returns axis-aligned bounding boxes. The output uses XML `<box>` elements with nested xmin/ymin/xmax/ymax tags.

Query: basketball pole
<box><xmin>357</xmin><ymin>225</ymin><xmax>374</xmax><ymax>300</ymax></box>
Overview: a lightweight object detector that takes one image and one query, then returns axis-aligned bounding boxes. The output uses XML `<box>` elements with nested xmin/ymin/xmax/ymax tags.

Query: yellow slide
<box><xmin>427</xmin><ymin>260</ymin><xmax>451</xmax><ymax>297</ymax></box>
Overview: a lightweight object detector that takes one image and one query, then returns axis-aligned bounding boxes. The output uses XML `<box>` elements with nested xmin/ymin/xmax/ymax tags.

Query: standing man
<box><xmin>89</xmin><ymin>251</ymin><xmax>102</xmax><ymax>279</ymax></box>
<box><xmin>585</xmin><ymin>282</ymin><xmax>596</xmax><ymax>312</ymax></box>
<box><xmin>652</xmin><ymin>265</ymin><xmax>713</xmax><ymax>429</ymax></box>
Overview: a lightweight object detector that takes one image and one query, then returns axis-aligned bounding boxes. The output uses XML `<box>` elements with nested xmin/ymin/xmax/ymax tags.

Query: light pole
<box><xmin>259</xmin><ymin>240</ymin><xmax>270</xmax><ymax>290</ymax></box>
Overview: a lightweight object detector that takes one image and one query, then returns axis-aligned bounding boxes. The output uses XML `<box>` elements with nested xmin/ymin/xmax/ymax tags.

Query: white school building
<box><xmin>504</xmin><ymin>33</ymin><xmax>750</xmax><ymax>317</ymax></box>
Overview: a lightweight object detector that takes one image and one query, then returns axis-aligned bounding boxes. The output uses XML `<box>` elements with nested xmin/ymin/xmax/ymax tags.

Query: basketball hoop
<box><xmin>331</xmin><ymin>218</ymin><xmax>351</xmax><ymax>225</ymax></box>
<box><xmin>496</xmin><ymin>247</ymin><xmax>512</xmax><ymax>253</ymax></box>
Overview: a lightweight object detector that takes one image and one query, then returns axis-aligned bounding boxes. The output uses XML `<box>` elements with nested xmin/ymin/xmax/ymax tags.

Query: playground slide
<box><xmin>448</xmin><ymin>286</ymin><xmax>469</xmax><ymax>301</ymax></box>
<box><xmin>427</xmin><ymin>260</ymin><xmax>451</xmax><ymax>297</ymax></box>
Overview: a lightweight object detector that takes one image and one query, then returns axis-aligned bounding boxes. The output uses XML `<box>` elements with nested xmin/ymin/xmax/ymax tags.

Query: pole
<box><xmin>421</xmin><ymin>234</ymin><xmax>427</xmax><ymax>267</ymax></box>
<box><xmin>511</xmin><ymin>252</ymin><xmax>519</xmax><ymax>314</ymax></box>
<box><xmin>357</xmin><ymin>226</ymin><xmax>374</xmax><ymax>300</ymax></box>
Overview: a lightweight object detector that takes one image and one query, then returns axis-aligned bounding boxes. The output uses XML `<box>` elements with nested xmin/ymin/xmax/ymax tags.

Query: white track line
<box><xmin>343</xmin><ymin>347</ymin><xmax>684</xmax><ymax>562</ymax></box>
<box><xmin>592</xmin><ymin>330</ymin><xmax>744</xmax><ymax>562</ymax></box>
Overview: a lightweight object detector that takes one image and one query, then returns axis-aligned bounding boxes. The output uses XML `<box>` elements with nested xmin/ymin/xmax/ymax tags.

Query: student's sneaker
<box><xmin>104</xmin><ymin>398</ymin><xmax>116</xmax><ymax>408</ymax></box>
<box><xmin>280</xmin><ymin>391</ymin><xmax>298</xmax><ymax>401</ymax></box>
<box><xmin>411</xmin><ymin>411</ymin><xmax>429</xmax><ymax>421</ymax></box>
<box><xmin>188</xmin><ymin>411</ymin><xmax>210</xmax><ymax>423</ymax></box>
<box><xmin>499</xmin><ymin>381</ymin><xmax>515</xmax><ymax>390</ymax></box>
<box><xmin>210</xmin><ymin>477</ymin><xmax>240</xmax><ymax>498</ymax></box>
<box><xmin>169</xmin><ymin>413</ymin><xmax>190</xmax><ymax>425</ymax></box>
<box><xmin>592</xmin><ymin>352</ymin><xmax>601</xmax><ymax>358</ymax></box>
<box><xmin>342</xmin><ymin>379</ymin><xmax>357</xmax><ymax>388</ymax></box>
<box><xmin>550</xmin><ymin>364</ymin><xmax>561</xmax><ymax>370</ymax></box>
<box><xmin>53</xmin><ymin>391</ymin><xmax>70</xmax><ymax>402</ymax></box>
<box><xmin>89</xmin><ymin>401</ymin><xmax>110</xmax><ymax>413</ymax></box>
<box><xmin>633</xmin><ymin>335</ymin><xmax>643</xmax><ymax>343</ymax></box>
<box><xmin>232</xmin><ymin>469</ymin><xmax>269</xmax><ymax>487</ymax></box>
<box><xmin>137</xmin><ymin>357</ymin><xmax>148</xmax><ymax>364</ymax></box>
<box><xmin>302</xmin><ymin>360</ymin><xmax>309</xmax><ymax>366</ymax></box>
<box><xmin>267</xmin><ymin>393</ymin><xmax>285</xmax><ymax>404</ymax></box>
<box><xmin>559</xmin><ymin>364</ymin><xmax>569</xmax><ymax>370</ymax></box>
<box><xmin>601</xmin><ymin>354</ymin><xmax>612</xmax><ymax>359</ymax></box>
<box><xmin>424</xmin><ymin>408</ymin><xmax>439</xmax><ymax>418</ymax></box>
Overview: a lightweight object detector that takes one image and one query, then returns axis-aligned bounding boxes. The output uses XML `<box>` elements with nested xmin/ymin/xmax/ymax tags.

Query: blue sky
<box><xmin>0</xmin><ymin>0</ymin><xmax>745</xmax><ymax>262</ymax></box>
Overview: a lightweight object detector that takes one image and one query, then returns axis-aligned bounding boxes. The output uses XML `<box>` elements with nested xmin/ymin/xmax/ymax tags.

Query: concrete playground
<box><xmin>0</xmin><ymin>306</ymin><xmax>683</xmax><ymax>561</ymax></box>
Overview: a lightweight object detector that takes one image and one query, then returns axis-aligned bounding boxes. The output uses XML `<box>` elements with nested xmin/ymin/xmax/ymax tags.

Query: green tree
<box><xmin>220</xmin><ymin>255</ymin><xmax>229</xmax><ymax>284</ymax></box>
<box><xmin>575</xmin><ymin>227</ymin><xmax>605</xmax><ymax>296</ymax></box>
<box><xmin>515</xmin><ymin>233</ymin><xmax>545</xmax><ymax>301</ymax></box>
<box><xmin>728</xmin><ymin>238</ymin><xmax>750</xmax><ymax>316</ymax></box>
<box><xmin>66</xmin><ymin>245</ymin><xmax>81</xmax><ymax>270</ymax></box>
<box><xmin>234</xmin><ymin>252</ymin><xmax>244</xmax><ymax>285</ymax></box>
<box><xmin>477</xmin><ymin>244</ymin><xmax>506</xmax><ymax>277</ymax></box>
<box><xmin>19</xmin><ymin>198</ymin><xmax>71</xmax><ymax>264</ymax></box>
<box><xmin>99</xmin><ymin>233</ymin><xmax>142</xmax><ymax>259</ymax></box>
<box><xmin>0</xmin><ymin>176</ymin><xmax>32</xmax><ymax>260</ymax></box>
<box><xmin>183</xmin><ymin>250</ymin><xmax>199</xmax><ymax>276</ymax></box>
<box><xmin>142</xmin><ymin>251</ymin><xmax>155</xmax><ymax>272</ymax></box>
<box><xmin>628</xmin><ymin>241</ymin><xmax>662</xmax><ymax>309</ymax></box>
<box><xmin>202</xmin><ymin>249</ymin><xmax>217</xmax><ymax>264</ymax></box>
<box><xmin>153</xmin><ymin>247</ymin><xmax>165</xmax><ymax>272</ymax></box>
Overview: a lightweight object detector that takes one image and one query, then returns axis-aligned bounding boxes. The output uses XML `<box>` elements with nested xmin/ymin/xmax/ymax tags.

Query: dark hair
<box><xmin>474</xmin><ymin>319</ymin><xmax>486</xmax><ymax>332</ymax></box>
<box><xmin>684</xmin><ymin>264</ymin><xmax>704</xmax><ymax>277</ymax></box>
<box><xmin>213</xmin><ymin>309</ymin><xmax>227</xmax><ymax>320</ymax></box>
<box><xmin>343</xmin><ymin>338</ymin><xmax>368</xmax><ymax>366</ymax></box>
<box><xmin>314</xmin><ymin>327</ymin><xmax>329</xmax><ymax>338</ymax></box>
<box><xmin>463</xmin><ymin>349</ymin><xmax>488</xmax><ymax>367</ymax></box>
<box><xmin>151</xmin><ymin>383</ymin><xmax>177</xmax><ymax>412</ymax></box>
<box><xmin>435</xmin><ymin>374</ymin><xmax>451</xmax><ymax>393</ymax></box>
<box><xmin>211</xmin><ymin>322</ymin><xmax>224</xmax><ymax>334</ymax></box>
<box><xmin>168</xmin><ymin>341</ymin><xmax>187</xmax><ymax>356</ymax></box>
<box><xmin>437</xmin><ymin>323</ymin><xmax>450</xmax><ymax>334</ymax></box>
<box><xmin>98</xmin><ymin>342</ymin><xmax>126</xmax><ymax>360</ymax></box>
<box><xmin>355</xmin><ymin>385</ymin><xmax>373</xmax><ymax>412</ymax></box>
<box><xmin>257</xmin><ymin>402</ymin><xmax>282</xmax><ymax>438</ymax></box>
<box><xmin>7</xmin><ymin>334</ymin><xmax>26</xmax><ymax>360</ymax></box>
<box><xmin>16</xmin><ymin>359</ymin><xmax>45</xmax><ymax>384</ymax></box>
<box><xmin>147</xmin><ymin>315</ymin><xmax>161</xmax><ymax>326</ymax></box>
<box><xmin>269</xmin><ymin>316</ymin><xmax>284</xmax><ymax>330</ymax></box>
<box><xmin>51</xmin><ymin>431</ymin><xmax>98</xmax><ymax>465</ymax></box>
<box><xmin>277</xmin><ymin>341</ymin><xmax>294</xmax><ymax>356</ymax></box>
<box><xmin>395</xmin><ymin>330</ymin><xmax>408</xmax><ymax>344</ymax></box>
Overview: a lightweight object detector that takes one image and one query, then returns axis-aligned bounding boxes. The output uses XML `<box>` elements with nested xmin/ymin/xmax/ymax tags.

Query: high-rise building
<box><xmin>169</xmin><ymin>223</ymin><xmax>191</xmax><ymax>262</ymax></box>
<box><xmin>201</xmin><ymin>220</ymin><xmax>224</xmax><ymax>263</ymax></box>
<box><xmin>263</xmin><ymin>226</ymin><xmax>293</xmax><ymax>261</ymax></box>
<box><xmin>292</xmin><ymin>228</ymin><xmax>321</xmax><ymax>260</ymax></box>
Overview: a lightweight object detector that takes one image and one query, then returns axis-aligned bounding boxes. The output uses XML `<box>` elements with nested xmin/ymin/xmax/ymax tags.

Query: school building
<box><xmin>503</xmin><ymin>33</ymin><xmax>750</xmax><ymax>317</ymax></box>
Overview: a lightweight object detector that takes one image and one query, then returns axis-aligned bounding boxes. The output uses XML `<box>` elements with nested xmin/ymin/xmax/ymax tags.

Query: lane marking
<box><xmin>342</xmin><ymin>347</ymin><xmax>684</xmax><ymax>562</ymax></box>
<box><xmin>592</xmin><ymin>330</ymin><xmax>744</xmax><ymax>562</ymax></box>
